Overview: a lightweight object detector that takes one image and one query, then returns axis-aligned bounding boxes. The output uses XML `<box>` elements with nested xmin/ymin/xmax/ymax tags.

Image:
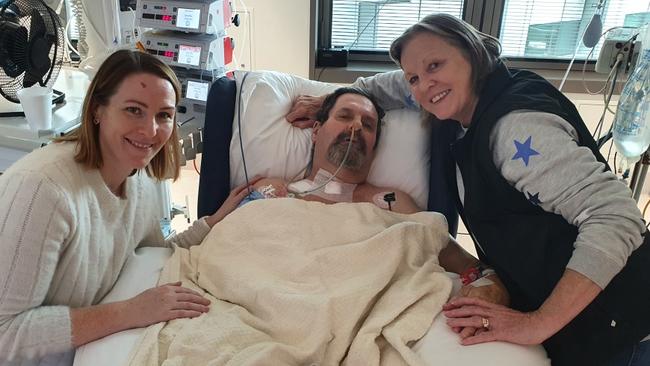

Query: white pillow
<box><xmin>229</xmin><ymin>70</ymin><xmax>431</xmax><ymax>209</ymax></box>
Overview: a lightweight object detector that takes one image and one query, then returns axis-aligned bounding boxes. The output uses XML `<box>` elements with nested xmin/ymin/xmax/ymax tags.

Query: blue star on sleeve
<box><xmin>512</xmin><ymin>136</ymin><xmax>540</xmax><ymax>166</ymax></box>
<box><xmin>526</xmin><ymin>191</ymin><xmax>541</xmax><ymax>205</ymax></box>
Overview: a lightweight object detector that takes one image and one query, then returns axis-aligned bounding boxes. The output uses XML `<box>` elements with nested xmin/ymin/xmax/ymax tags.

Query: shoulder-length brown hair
<box><xmin>55</xmin><ymin>49</ymin><xmax>182</xmax><ymax>181</ymax></box>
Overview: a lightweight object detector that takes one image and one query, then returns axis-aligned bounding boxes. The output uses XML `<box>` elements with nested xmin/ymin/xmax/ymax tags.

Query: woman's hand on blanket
<box><xmin>206</xmin><ymin>176</ymin><xmax>263</xmax><ymax>227</ymax></box>
<box><xmin>126</xmin><ymin>281</ymin><xmax>211</xmax><ymax>327</ymax></box>
<box><xmin>443</xmin><ymin>297</ymin><xmax>550</xmax><ymax>346</ymax></box>
<box><xmin>285</xmin><ymin>95</ymin><xmax>326</xmax><ymax>129</ymax></box>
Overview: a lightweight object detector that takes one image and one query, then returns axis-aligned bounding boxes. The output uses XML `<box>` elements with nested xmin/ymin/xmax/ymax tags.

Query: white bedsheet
<box><xmin>73</xmin><ymin>247</ymin><xmax>550</xmax><ymax>366</ymax></box>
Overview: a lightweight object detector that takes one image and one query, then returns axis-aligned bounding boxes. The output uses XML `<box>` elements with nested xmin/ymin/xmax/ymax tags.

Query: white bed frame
<box><xmin>73</xmin><ymin>247</ymin><xmax>549</xmax><ymax>366</ymax></box>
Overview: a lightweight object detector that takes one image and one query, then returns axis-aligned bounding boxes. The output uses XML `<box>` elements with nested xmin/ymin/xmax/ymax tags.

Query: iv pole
<box><xmin>629</xmin><ymin>150</ymin><xmax>650</xmax><ymax>202</ymax></box>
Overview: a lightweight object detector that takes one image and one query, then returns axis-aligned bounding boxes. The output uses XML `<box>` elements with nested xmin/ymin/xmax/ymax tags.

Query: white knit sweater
<box><xmin>0</xmin><ymin>142</ymin><xmax>211</xmax><ymax>365</ymax></box>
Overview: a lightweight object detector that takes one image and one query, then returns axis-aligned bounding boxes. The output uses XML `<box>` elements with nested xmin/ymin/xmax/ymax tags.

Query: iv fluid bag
<box><xmin>613</xmin><ymin>48</ymin><xmax>650</xmax><ymax>164</ymax></box>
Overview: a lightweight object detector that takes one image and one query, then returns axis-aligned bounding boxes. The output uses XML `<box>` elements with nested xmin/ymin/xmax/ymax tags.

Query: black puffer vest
<box><xmin>449</xmin><ymin>62</ymin><xmax>650</xmax><ymax>366</ymax></box>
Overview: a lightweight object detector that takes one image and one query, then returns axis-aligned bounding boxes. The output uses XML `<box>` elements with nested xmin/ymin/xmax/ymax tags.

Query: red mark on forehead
<box><xmin>140</xmin><ymin>82</ymin><xmax>147</xmax><ymax>88</ymax></box>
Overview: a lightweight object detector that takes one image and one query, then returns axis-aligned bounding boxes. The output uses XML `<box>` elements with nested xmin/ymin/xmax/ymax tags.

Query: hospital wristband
<box><xmin>460</xmin><ymin>265</ymin><xmax>496</xmax><ymax>285</ymax></box>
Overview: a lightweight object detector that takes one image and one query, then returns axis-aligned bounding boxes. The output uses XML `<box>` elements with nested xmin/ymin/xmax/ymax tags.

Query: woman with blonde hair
<box><xmin>0</xmin><ymin>49</ymin><xmax>252</xmax><ymax>365</ymax></box>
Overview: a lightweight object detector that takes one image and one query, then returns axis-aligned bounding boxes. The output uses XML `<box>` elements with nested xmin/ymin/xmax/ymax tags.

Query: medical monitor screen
<box><xmin>186</xmin><ymin>80</ymin><xmax>210</xmax><ymax>102</ymax></box>
<box><xmin>178</xmin><ymin>45</ymin><xmax>201</xmax><ymax>66</ymax></box>
<box><xmin>177</xmin><ymin>8</ymin><xmax>200</xmax><ymax>29</ymax></box>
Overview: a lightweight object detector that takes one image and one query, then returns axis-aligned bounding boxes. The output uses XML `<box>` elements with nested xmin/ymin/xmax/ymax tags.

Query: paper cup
<box><xmin>17</xmin><ymin>86</ymin><xmax>53</xmax><ymax>131</ymax></box>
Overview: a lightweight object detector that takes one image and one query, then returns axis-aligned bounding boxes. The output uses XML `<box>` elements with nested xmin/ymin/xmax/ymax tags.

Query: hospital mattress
<box><xmin>73</xmin><ymin>247</ymin><xmax>550</xmax><ymax>366</ymax></box>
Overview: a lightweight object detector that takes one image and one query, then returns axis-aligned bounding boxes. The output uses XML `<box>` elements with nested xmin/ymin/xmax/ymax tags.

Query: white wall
<box><xmin>230</xmin><ymin>0</ymin><xmax>311</xmax><ymax>78</ymax></box>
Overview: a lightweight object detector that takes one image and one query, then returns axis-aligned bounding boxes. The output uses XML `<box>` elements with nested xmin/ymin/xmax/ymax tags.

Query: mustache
<box><xmin>326</xmin><ymin>131</ymin><xmax>368</xmax><ymax>171</ymax></box>
<box><xmin>333</xmin><ymin>131</ymin><xmax>366</xmax><ymax>151</ymax></box>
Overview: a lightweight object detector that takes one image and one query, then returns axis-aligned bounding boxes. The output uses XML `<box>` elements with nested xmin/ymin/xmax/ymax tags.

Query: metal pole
<box><xmin>630</xmin><ymin>150</ymin><xmax>650</xmax><ymax>202</ymax></box>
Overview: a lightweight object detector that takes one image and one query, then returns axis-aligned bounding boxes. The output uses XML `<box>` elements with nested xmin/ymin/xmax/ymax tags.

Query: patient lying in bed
<box><xmin>240</xmin><ymin>87</ymin><xmax>420</xmax><ymax>215</ymax></box>
<box><xmin>126</xmin><ymin>87</ymin><xmax>508</xmax><ymax>365</ymax></box>
<box><xmin>239</xmin><ymin>86</ymin><xmax>508</xmax><ymax>309</ymax></box>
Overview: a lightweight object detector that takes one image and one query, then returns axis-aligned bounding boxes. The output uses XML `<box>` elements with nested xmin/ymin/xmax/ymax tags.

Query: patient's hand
<box><xmin>285</xmin><ymin>95</ymin><xmax>326</xmax><ymax>129</ymax></box>
<box><xmin>253</xmin><ymin>177</ymin><xmax>289</xmax><ymax>198</ymax></box>
<box><xmin>205</xmin><ymin>176</ymin><xmax>263</xmax><ymax>227</ymax></box>
<box><xmin>443</xmin><ymin>274</ymin><xmax>510</xmax><ymax>339</ymax></box>
<box><xmin>457</xmin><ymin>273</ymin><xmax>510</xmax><ymax>307</ymax></box>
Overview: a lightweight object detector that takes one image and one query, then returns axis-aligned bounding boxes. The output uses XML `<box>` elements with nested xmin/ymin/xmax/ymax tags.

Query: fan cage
<box><xmin>0</xmin><ymin>0</ymin><xmax>64</xmax><ymax>103</ymax></box>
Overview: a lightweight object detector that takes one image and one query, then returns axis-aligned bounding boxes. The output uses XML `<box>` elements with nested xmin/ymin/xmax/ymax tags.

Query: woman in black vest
<box><xmin>287</xmin><ymin>13</ymin><xmax>649</xmax><ymax>366</ymax></box>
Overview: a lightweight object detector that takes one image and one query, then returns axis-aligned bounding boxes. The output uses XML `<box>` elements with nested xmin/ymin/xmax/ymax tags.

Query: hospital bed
<box><xmin>73</xmin><ymin>70</ymin><xmax>550</xmax><ymax>366</ymax></box>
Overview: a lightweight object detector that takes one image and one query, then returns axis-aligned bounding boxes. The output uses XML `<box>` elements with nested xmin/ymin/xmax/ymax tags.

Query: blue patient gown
<box><xmin>237</xmin><ymin>190</ymin><xmax>265</xmax><ymax>207</ymax></box>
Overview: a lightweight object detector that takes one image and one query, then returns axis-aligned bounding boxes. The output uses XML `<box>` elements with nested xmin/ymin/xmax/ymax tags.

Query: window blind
<box><xmin>330</xmin><ymin>0</ymin><xmax>464</xmax><ymax>52</ymax></box>
<box><xmin>500</xmin><ymin>0</ymin><xmax>650</xmax><ymax>60</ymax></box>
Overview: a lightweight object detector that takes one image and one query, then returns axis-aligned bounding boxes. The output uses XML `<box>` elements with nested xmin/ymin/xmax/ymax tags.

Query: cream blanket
<box><xmin>128</xmin><ymin>198</ymin><xmax>452</xmax><ymax>366</ymax></box>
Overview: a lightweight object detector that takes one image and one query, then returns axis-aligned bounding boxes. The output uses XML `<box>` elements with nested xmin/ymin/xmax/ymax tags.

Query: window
<box><xmin>319</xmin><ymin>0</ymin><xmax>650</xmax><ymax>64</ymax></box>
<box><xmin>328</xmin><ymin>0</ymin><xmax>465</xmax><ymax>52</ymax></box>
<box><xmin>500</xmin><ymin>0</ymin><xmax>650</xmax><ymax>61</ymax></box>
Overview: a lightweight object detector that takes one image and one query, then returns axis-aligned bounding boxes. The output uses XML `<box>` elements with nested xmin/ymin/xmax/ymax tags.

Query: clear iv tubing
<box><xmin>287</xmin><ymin>127</ymin><xmax>356</xmax><ymax>197</ymax></box>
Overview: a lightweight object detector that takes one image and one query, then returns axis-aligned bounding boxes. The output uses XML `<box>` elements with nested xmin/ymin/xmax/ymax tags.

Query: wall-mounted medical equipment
<box><xmin>137</xmin><ymin>0</ymin><xmax>232</xmax><ymax>35</ymax></box>
<box><xmin>595</xmin><ymin>27</ymin><xmax>641</xmax><ymax>74</ymax></box>
<box><xmin>184</xmin><ymin>79</ymin><xmax>211</xmax><ymax>103</ymax></box>
<box><xmin>174</xmin><ymin>68</ymin><xmax>212</xmax><ymax>136</ymax></box>
<box><xmin>142</xmin><ymin>30</ymin><xmax>233</xmax><ymax>71</ymax></box>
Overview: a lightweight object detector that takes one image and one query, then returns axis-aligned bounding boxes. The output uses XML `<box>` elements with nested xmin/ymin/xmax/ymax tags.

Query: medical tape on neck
<box><xmin>287</xmin><ymin>169</ymin><xmax>356</xmax><ymax>202</ymax></box>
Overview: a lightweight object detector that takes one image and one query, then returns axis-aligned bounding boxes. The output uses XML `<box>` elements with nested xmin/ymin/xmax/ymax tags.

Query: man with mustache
<box><xmin>242</xmin><ymin>87</ymin><xmax>510</xmax><ymax>318</ymax></box>
<box><xmin>247</xmin><ymin>87</ymin><xmax>420</xmax><ymax>214</ymax></box>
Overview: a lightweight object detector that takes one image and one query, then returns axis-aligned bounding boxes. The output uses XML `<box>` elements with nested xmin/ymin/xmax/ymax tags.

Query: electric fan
<box><xmin>0</xmin><ymin>0</ymin><xmax>64</xmax><ymax>106</ymax></box>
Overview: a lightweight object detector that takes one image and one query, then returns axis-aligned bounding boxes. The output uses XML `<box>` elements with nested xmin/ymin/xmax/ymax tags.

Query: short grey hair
<box><xmin>389</xmin><ymin>13</ymin><xmax>502</xmax><ymax>94</ymax></box>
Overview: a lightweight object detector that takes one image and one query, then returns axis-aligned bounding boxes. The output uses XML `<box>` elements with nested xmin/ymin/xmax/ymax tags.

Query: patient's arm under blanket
<box><xmin>128</xmin><ymin>198</ymin><xmax>452</xmax><ymax>366</ymax></box>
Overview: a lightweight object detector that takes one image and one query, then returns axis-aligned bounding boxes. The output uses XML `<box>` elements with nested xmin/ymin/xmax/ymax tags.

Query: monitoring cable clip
<box><xmin>383</xmin><ymin>192</ymin><xmax>395</xmax><ymax>211</ymax></box>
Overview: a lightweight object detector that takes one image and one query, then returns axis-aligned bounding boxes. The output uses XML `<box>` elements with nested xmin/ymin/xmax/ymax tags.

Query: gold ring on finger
<box><xmin>481</xmin><ymin>317</ymin><xmax>490</xmax><ymax>330</ymax></box>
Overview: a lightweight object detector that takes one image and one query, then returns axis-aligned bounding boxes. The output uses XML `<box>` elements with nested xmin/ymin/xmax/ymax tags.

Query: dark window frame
<box><xmin>316</xmin><ymin>0</ymin><xmax>606</xmax><ymax>72</ymax></box>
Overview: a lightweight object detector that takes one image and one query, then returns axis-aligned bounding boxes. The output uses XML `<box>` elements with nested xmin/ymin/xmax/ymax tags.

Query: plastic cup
<box><xmin>17</xmin><ymin>86</ymin><xmax>53</xmax><ymax>131</ymax></box>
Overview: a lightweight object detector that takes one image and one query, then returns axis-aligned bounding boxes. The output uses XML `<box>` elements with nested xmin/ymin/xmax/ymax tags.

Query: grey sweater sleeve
<box><xmin>489</xmin><ymin>111</ymin><xmax>645</xmax><ymax>289</ymax></box>
<box><xmin>164</xmin><ymin>218</ymin><xmax>211</xmax><ymax>248</ymax></box>
<box><xmin>0</xmin><ymin>172</ymin><xmax>74</xmax><ymax>361</ymax></box>
<box><xmin>352</xmin><ymin>70</ymin><xmax>420</xmax><ymax>111</ymax></box>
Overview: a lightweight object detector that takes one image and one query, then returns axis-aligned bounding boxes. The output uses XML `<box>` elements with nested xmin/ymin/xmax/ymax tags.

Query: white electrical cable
<box><xmin>592</xmin><ymin>55</ymin><xmax>622</xmax><ymax>141</ymax></box>
<box><xmin>127</xmin><ymin>7</ymin><xmax>141</xmax><ymax>43</ymax></box>
<box><xmin>582</xmin><ymin>45</ymin><xmax>616</xmax><ymax>95</ymax></box>
<box><xmin>64</xmin><ymin>18</ymin><xmax>81</xmax><ymax>57</ymax></box>
<box><xmin>68</xmin><ymin>0</ymin><xmax>86</xmax><ymax>60</ymax></box>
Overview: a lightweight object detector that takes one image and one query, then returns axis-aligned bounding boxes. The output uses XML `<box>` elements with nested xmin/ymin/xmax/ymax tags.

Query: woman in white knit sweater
<box><xmin>0</xmin><ymin>50</ymin><xmax>252</xmax><ymax>364</ymax></box>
